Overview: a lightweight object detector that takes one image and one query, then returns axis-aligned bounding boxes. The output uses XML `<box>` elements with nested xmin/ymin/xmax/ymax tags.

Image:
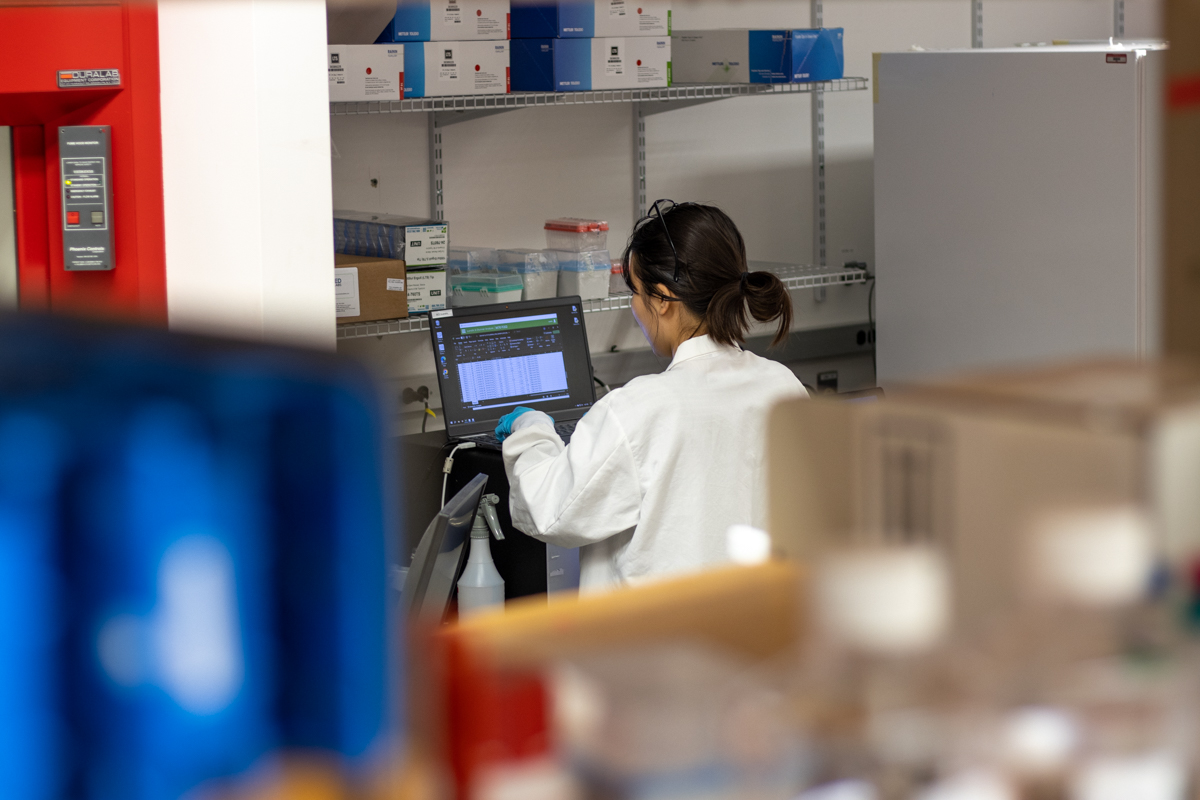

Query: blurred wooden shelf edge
<box><xmin>414</xmin><ymin>561</ymin><xmax>806</xmax><ymax>799</ymax></box>
<box><xmin>440</xmin><ymin>559</ymin><xmax>804</xmax><ymax>668</ymax></box>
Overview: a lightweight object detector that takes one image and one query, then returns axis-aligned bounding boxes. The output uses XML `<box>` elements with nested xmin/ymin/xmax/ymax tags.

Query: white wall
<box><xmin>159</xmin><ymin>0</ymin><xmax>336</xmax><ymax>350</ymax></box>
<box><xmin>331</xmin><ymin>0</ymin><xmax>1162</xmax><ymax>263</ymax></box>
<box><xmin>332</xmin><ymin>0</ymin><xmax>1163</xmax><ymax>429</ymax></box>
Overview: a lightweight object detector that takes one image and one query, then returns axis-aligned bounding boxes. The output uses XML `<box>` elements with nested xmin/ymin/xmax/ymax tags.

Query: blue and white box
<box><xmin>377</xmin><ymin>0</ymin><xmax>510</xmax><ymax>42</ymax></box>
<box><xmin>671</xmin><ymin>28</ymin><xmax>844</xmax><ymax>83</ymax></box>
<box><xmin>403</xmin><ymin>41</ymin><xmax>510</xmax><ymax>97</ymax></box>
<box><xmin>511</xmin><ymin>36</ymin><xmax>669</xmax><ymax>91</ymax></box>
<box><xmin>511</xmin><ymin>0</ymin><xmax>670</xmax><ymax>39</ymax></box>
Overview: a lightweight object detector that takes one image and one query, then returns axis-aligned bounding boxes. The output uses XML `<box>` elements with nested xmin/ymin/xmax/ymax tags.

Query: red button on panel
<box><xmin>66</xmin><ymin>211</ymin><xmax>79</xmax><ymax>225</ymax></box>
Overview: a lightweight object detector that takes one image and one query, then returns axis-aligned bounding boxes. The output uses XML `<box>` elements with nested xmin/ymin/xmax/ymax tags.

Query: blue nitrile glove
<box><xmin>495</xmin><ymin>407</ymin><xmax>535</xmax><ymax>442</ymax></box>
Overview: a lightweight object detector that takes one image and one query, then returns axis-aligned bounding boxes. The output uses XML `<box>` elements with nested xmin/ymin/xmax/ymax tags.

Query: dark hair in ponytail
<box><xmin>621</xmin><ymin>202</ymin><xmax>793</xmax><ymax>347</ymax></box>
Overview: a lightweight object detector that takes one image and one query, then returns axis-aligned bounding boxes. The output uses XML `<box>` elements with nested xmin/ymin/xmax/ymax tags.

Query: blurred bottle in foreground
<box><xmin>0</xmin><ymin>314</ymin><xmax>399</xmax><ymax>800</ymax></box>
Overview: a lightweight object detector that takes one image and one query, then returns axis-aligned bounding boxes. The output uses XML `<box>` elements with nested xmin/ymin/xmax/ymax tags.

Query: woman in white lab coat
<box><xmin>496</xmin><ymin>201</ymin><xmax>807</xmax><ymax>593</ymax></box>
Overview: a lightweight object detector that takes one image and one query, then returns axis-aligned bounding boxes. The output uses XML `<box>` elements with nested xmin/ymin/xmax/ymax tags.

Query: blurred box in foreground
<box><xmin>0</xmin><ymin>314</ymin><xmax>396</xmax><ymax>800</ymax></box>
<box><xmin>769</xmin><ymin>360</ymin><xmax>1200</xmax><ymax>628</ymax></box>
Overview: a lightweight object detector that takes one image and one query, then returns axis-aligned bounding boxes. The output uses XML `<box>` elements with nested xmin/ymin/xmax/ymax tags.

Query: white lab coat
<box><xmin>501</xmin><ymin>334</ymin><xmax>807</xmax><ymax>593</ymax></box>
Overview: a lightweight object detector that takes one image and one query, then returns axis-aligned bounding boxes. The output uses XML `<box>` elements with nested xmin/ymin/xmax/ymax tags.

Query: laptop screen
<box><xmin>430</xmin><ymin>297</ymin><xmax>596</xmax><ymax>437</ymax></box>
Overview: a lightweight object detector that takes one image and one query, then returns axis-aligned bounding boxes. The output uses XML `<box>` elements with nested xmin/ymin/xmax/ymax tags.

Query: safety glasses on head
<box><xmin>644</xmin><ymin>199</ymin><xmax>688</xmax><ymax>284</ymax></box>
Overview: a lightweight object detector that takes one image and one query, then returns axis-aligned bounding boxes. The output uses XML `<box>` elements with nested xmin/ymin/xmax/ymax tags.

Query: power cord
<box><xmin>402</xmin><ymin>385</ymin><xmax>437</xmax><ymax>433</ymax></box>
<box><xmin>866</xmin><ymin>271</ymin><xmax>877</xmax><ymax>385</ymax></box>
<box><xmin>441</xmin><ymin>442</ymin><xmax>477</xmax><ymax>508</ymax></box>
<box><xmin>593</xmin><ymin>374</ymin><xmax>611</xmax><ymax>398</ymax></box>
<box><xmin>846</xmin><ymin>262</ymin><xmax>877</xmax><ymax>385</ymax></box>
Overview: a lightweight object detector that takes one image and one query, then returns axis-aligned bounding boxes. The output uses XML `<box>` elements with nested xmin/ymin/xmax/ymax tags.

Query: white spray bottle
<box><xmin>457</xmin><ymin>493</ymin><xmax>506</xmax><ymax>618</ymax></box>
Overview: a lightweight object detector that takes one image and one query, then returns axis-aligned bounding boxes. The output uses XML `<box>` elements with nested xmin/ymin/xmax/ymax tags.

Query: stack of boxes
<box><xmin>375</xmin><ymin>0</ymin><xmax>511</xmax><ymax>98</ymax></box>
<box><xmin>510</xmin><ymin>0</ymin><xmax>672</xmax><ymax>92</ymax></box>
<box><xmin>334</xmin><ymin>211</ymin><xmax>450</xmax><ymax>322</ymax></box>
<box><xmin>332</xmin><ymin>212</ymin><xmax>613</xmax><ymax>324</ymax></box>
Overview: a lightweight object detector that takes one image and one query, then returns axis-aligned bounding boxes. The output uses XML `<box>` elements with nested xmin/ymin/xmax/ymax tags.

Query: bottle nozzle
<box><xmin>473</xmin><ymin>493</ymin><xmax>505</xmax><ymax>540</ymax></box>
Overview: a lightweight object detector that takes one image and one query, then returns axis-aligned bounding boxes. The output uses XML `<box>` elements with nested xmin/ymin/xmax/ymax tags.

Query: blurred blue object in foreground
<box><xmin>0</xmin><ymin>313</ymin><xmax>398</xmax><ymax>800</ymax></box>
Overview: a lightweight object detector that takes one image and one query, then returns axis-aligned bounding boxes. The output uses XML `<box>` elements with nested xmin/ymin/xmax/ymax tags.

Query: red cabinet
<box><xmin>2</xmin><ymin>2</ymin><xmax>166</xmax><ymax>321</ymax></box>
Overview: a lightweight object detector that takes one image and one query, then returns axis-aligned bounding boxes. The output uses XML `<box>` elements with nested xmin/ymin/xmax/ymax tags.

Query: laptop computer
<box><xmin>429</xmin><ymin>295</ymin><xmax>597</xmax><ymax>450</ymax></box>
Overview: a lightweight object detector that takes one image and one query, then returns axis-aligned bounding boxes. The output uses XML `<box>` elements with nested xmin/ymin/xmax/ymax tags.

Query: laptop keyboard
<box><xmin>467</xmin><ymin>419</ymin><xmax>577</xmax><ymax>447</ymax></box>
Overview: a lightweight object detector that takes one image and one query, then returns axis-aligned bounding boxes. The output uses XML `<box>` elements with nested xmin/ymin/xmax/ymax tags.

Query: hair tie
<box><xmin>738</xmin><ymin>271</ymin><xmax>751</xmax><ymax>293</ymax></box>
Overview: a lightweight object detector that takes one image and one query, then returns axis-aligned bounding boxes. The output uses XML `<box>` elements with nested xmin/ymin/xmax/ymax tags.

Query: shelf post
<box><xmin>811</xmin><ymin>0</ymin><xmax>826</xmax><ymax>266</ymax></box>
<box><xmin>1113</xmin><ymin>0</ymin><xmax>1125</xmax><ymax>37</ymax></box>
<box><xmin>428</xmin><ymin>113</ymin><xmax>445</xmax><ymax>221</ymax></box>
<box><xmin>633</xmin><ymin>103</ymin><xmax>647</xmax><ymax>222</ymax></box>
<box><xmin>971</xmin><ymin>0</ymin><xmax>983</xmax><ymax>48</ymax></box>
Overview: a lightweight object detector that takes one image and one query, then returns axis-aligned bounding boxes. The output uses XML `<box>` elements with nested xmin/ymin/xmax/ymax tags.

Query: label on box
<box><xmin>605</xmin><ymin>42</ymin><xmax>625</xmax><ymax>76</ymax></box>
<box><xmin>405</xmin><ymin>224</ymin><xmax>449</xmax><ymax>266</ymax></box>
<box><xmin>639</xmin><ymin>7</ymin><xmax>666</xmax><ymax>33</ymax></box>
<box><xmin>475</xmin><ymin>49</ymin><xmax>508</xmax><ymax>93</ymax></box>
<box><xmin>608</xmin><ymin>0</ymin><xmax>626</xmax><ymax>18</ymax></box>
<box><xmin>439</xmin><ymin>47</ymin><xmax>460</xmax><ymax>81</ymax></box>
<box><xmin>387</xmin><ymin>278</ymin><xmax>406</xmax><ymax>291</ymax></box>
<box><xmin>478</xmin><ymin>12</ymin><xmax>506</xmax><ymax>37</ymax></box>
<box><xmin>335</xmin><ymin>267</ymin><xmax>361</xmax><ymax>317</ymax></box>
<box><xmin>408</xmin><ymin>270</ymin><xmax>448</xmax><ymax>313</ymax></box>
<box><xmin>443</xmin><ymin>0</ymin><xmax>462</xmax><ymax>25</ymax></box>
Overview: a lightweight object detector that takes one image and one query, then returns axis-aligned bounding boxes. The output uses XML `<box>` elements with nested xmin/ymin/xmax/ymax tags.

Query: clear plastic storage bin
<box><xmin>449</xmin><ymin>273</ymin><xmax>524</xmax><ymax>307</ymax></box>
<box><xmin>447</xmin><ymin>246</ymin><xmax>499</xmax><ymax>275</ymax></box>
<box><xmin>609</xmin><ymin>259</ymin><xmax>629</xmax><ymax>295</ymax></box>
<box><xmin>497</xmin><ymin>249</ymin><xmax>560</xmax><ymax>301</ymax></box>
<box><xmin>545</xmin><ymin>218</ymin><xmax>609</xmax><ymax>252</ymax></box>
<box><xmin>554</xmin><ymin>250</ymin><xmax>611</xmax><ymax>301</ymax></box>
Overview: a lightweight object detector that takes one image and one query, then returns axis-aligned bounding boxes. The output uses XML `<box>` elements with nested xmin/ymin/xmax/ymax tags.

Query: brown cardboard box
<box><xmin>1165</xmin><ymin>1</ymin><xmax>1200</xmax><ymax>356</ymax></box>
<box><xmin>768</xmin><ymin>359</ymin><xmax>1200</xmax><ymax>629</ymax></box>
<box><xmin>334</xmin><ymin>253</ymin><xmax>407</xmax><ymax>323</ymax></box>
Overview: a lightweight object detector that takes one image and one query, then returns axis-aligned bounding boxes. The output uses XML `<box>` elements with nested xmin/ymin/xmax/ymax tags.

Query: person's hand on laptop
<box><xmin>495</xmin><ymin>407</ymin><xmax>554</xmax><ymax>442</ymax></box>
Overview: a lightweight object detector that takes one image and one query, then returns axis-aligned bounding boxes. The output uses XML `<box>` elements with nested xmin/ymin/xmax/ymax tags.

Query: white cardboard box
<box><xmin>327</xmin><ymin>45</ymin><xmax>404</xmax><ymax>102</ymax></box>
<box><xmin>407</xmin><ymin>268</ymin><xmax>448</xmax><ymax>313</ymax></box>
<box><xmin>404</xmin><ymin>41</ymin><xmax>510</xmax><ymax>97</ymax></box>
<box><xmin>379</xmin><ymin>0</ymin><xmax>510</xmax><ymax>41</ymax></box>
<box><xmin>587</xmin><ymin>37</ymin><xmax>669</xmax><ymax>90</ymax></box>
